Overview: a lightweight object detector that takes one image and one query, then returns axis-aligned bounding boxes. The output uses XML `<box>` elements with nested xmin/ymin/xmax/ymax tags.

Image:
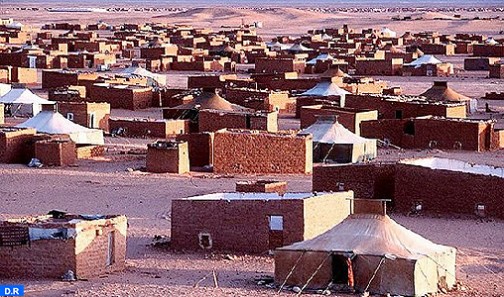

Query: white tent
<box><xmin>289</xmin><ymin>43</ymin><xmax>313</xmax><ymax>52</ymax></box>
<box><xmin>0</xmin><ymin>83</ymin><xmax>11</xmax><ymax>97</ymax></box>
<box><xmin>299</xmin><ymin>116</ymin><xmax>376</xmax><ymax>163</ymax></box>
<box><xmin>381</xmin><ymin>27</ymin><xmax>397</xmax><ymax>38</ymax></box>
<box><xmin>266</xmin><ymin>41</ymin><xmax>291</xmax><ymax>51</ymax></box>
<box><xmin>307</xmin><ymin>53</ymin><xmax>334</xmax><ymax>66</ymax></box>
<box><xmin>120</xmin><ymin>66</ymin><xmax>167</xmax><ymax>86</ymax></box>
<box><xmin>17</xmin><ymin>111</ymin><xmax>104</xmax><ymax>145</ymax></box>
<box><xmin>407</xmin><ymin>55</ymin><xmax>442</xmax><ymax>68</ymax></box>
<box><xmin>300</xmin><ymin>81</ymin><xmax>350</xmax><ymax>105</ymax></box>
<box><xmin>485</xmin><ymin>37</ymin><xmax>499</xmax><ymax>45</ymax></box>
<box><xmin>6</xmin><ymin>22</ymin><xmax>23</xmax><ymax>30</ymax></box>
<box><xmin>0</xmin><ymin>88</ymin><xmax>54</xmax><ymax>116</ymax></box>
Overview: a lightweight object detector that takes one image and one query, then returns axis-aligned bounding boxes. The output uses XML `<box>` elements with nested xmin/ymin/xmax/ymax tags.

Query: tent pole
<box><xmin>322</xmin><ymin>143</ymin><xmax>336</xmax><ymax>163</ymax></box>
<box><xmin>296</xmin><ymin>253</ymin><xmax>332</xmax><ymax>296</ymax></box>
<box><xmin>364</xmin><ymin>256</ymin><xmax>385</xmax><ymax>292</ymax></box>
<box><xmin>277</xmin><ymin>251</ymin><xmax>305</xmax><ymax>294</ymax></box>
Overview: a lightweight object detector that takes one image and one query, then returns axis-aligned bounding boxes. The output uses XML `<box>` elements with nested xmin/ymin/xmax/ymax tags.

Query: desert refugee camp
<box><xmin>0</xmin><ymin>0</ymin><xmax>503</xmax><ymax>296</ymax></box>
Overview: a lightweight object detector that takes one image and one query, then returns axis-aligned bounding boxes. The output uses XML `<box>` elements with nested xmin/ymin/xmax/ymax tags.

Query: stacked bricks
<box><xmin>146</xmin><ymin>140</ymin><xmax>190</xmax><ymax>174</ymax></box>
<box><xmin>235</xmin><ymin>180</ymin><xmax>288</xmax><ymax>195</ymax></box>
<box><xmin>213</xmin><ymin>130</ymin><xmax>313</xmax><ymax>174</ymax></box>
<box><xmin>34</xmin><ymin>138</ymin><xmax>76</xmax><ymax>166</ymax></box>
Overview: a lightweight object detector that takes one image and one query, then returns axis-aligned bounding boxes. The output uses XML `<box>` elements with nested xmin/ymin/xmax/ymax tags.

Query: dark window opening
<box><xmin>246</xmin><ymin>114</ymin><xmax>251</xmax><ymax>129</ymax></box>
<box><xmin>395</xmin><ymin>110</ymin><xmax>403</xmax><ymax>119</ymax></box>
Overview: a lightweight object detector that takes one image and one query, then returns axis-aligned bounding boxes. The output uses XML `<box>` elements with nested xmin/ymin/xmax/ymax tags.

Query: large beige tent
<box><xmin>419</xmin><ymin>81</ymin><xmax>476</xmax><ymax>113</ymax></box>
<box><xmin>299</xmin><ymin>116</ymin><xmax>376</xmax><ymax>163</ymax></box>
<box><xmin>275</xmin><ymin>214</ymin><xmax>456</xmax><ymax>296</ymax></box>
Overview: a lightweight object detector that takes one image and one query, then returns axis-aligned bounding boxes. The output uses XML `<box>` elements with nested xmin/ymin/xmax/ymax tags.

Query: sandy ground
<box><xmin>0</xmin><ymin>145</ymin><xmax>503</xmax><ymax>296</ymax></box>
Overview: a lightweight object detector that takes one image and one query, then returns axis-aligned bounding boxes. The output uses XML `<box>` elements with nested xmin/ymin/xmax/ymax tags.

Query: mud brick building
<box><xmin>251</xmin><ymin>72</ymin><xmax>318</xmax><ymax>91</ymax></box>
<box><xmin>171</xmin><ymin>191</ymin><xmax>353</xmax><ymax>253</ymax></box>
<box><xmin>88</xmin><ymin>83</ymin><xmax>153</xmax><ymax>110</ymax></box>
<box><xmin>109</xmin><ymin>118</ymin><xmax>189</xmax><ymax>138</ymax></box>
<box><xmin>235</xmin><ymin>180</ymin><xmax>287</xmax><ymax>195</ymax></box>
<box><xmin>42</xmin><ymin>70</ymin><xmax>100</xmax><ymax>90</ymax></box>
<box><xmin>312</xmin><ymin>163</ymin><xmax>397</xmax><ymax>207</ymax></box>
<box><xmin>34</xmin><ymin>138</ymin><xmax>76</xmax><ymax>166</ymax></box>
<box><xmin>295</xmin><ymin>96</ymin><xmax>345</xmax><ymax>118</ymax></box>
<box><xmin>146</xmin><ymin>140</ymin><xmax>190</xmax><ymax>174</ymax></box>
<box><xmin>489</xmin><ymin>63</ymin><xmax>504</xmax><ymax>79</ymax></box>
<box><xmin>464</xmin><ymin>57</ymin><xmax>500</xmax><ymax>71</ymax></box>
<box><xmin>57</xmin><ymin>102</ymin><xmax>110</xmax><ymax>132</ymax></box>
<box><xmin>255</xmin><ymin>57</ymin><xmax>306</xmax><ymax>74</ymax></box>
<box><xmin>472</xmin><ymin>44</ymin><xmax>504</xmax><ymax>57</ymax></box>
<box><xmin>198</xmin><ymin>110</ymin><xmax>278</xmax><ymax>132</ymax></box>
<box><xmin>345</xmin><ymin>94</ymin><xmax>467</xmax><ymax>119</ymax></box>
<box><xmin>0</xmin><ymin>213</ymin><xmax>127</xmax><ymax>279</ymax></box>
<box><xmin>360</xmin><ymin>117</ymin><xmax>502</xmax><ymax>151</ymax></box>
<box><xmin>394</xmin><ymin>158</ymin><xmax>504</xmax><ymax>218</ymax></box>
<box><xmin>0</xmin><ymin>127</ymin><xmax>37</xmax><ymax>164</ymax></box>
<box><xmin>224</xmin><ymin>88</ymin><xmax>291</xmax><ymax>112</ymax></box>
<box><xmin>0</xmin><ymin>66</ymin><xmax>37</xmax><ymax>84</ymax></box>
<box><xmin>402</xmin><ymin>62</ymin><xmax>453</xmax><ymax>77</ymax></box>
<box><xmin>213</xmin><ymin>130</ymin><xmax>313</xmax><ymax>174</ymax></box>
<box><xmin>300</xmin><ymin>105</ymin><xmax>377</xmax><ymax>135</ymax></box>
<box><xmin>354</xmin><ymin>58</ymin><xmax>403</xmax><ymax>76</ymax></box>
<box><xmin>419</xmin><ymin>43</ymin><xmax>456</xmax><ymax>55</ymax></box>
<box><xmin>176</xmin><ymin>132</ymin><xmax>214</xmax><ymax>167</ymax></box>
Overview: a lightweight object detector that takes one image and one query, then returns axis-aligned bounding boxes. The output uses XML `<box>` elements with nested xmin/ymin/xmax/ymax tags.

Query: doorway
<box><xmin>268</xmin><ymin>215</ymin><xmax>284</xmax><ymax>250</ymax></box>
<box><xmin>332</xmin><ymin>255</ymin><xmax>349</xmax><ymax>284</ymax></box>
<box><xmin>106</xmin><ymin>231</ymin><xmax>115</xmax><ymax>266</ymax></box>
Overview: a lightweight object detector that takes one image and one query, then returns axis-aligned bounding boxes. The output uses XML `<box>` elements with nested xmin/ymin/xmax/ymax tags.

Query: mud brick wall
<box><xmin>213</xmin><ymin>131</ymin><xmax>312</xmax><ymax>174</ymax></box>
<box><xmin>198</xmin><ymin>110</ymin><xmax>277</xmax><ymax>132</ymax></box>
<box><xmin>57</xmin><ymin>102</ymin><xmax>110</xmax><ymax>132</ymax></box>
<box><xmin>35</xmin><ymin>140</ymin><xmax>76</xmax><ymax>166</ymax></box>
<box><xmin>109</xmin><ymin>118</ymin><xmax>189</xmax><ymax>138</ymax></box>
<box><xmin>0</xmin><ymin>129</ymin><xmax>37</xmax><ymax>164</ymax></box>
<box><xmin>464</xmin><ymin>57</ymin><xmax>499</xmax><ymax>71</ymax></box>
<box><xmin>171</xmin><ymin>199</ymin><xmax>305</xmax><ymax>253</ymax></box>
<box><xmin>88</xmin><ymin>85</ymin><xmax>153</xmax><ymax>110</ymax></box>
<box><xmin>300</xmin><ymin>105</ymin><xmax>356</xmax><ymax>131</ymax></box>
<box><xmin>489</xmin><ymin>64</ymin><xmax>504</xmax><ymax>79</ymax></box>
<box><xmin>146</xmin><ymin>142</ymin><xmax>189</xmax><ymax>174</ymax></box>
<box><xmin>11</xmin><ymin>67</ymin><xmax>37</xmax><ymax>84</ymax></box>
<box><xmin>345</xmin><ymin>94</ymin><xmax>467</xmax><ymax>119</ymax></box>
<box><xmin>42</xmin><ymin>71</ymin><xmax>99</xmax><ymax>89</ymax></box>
<box><xmin>176</xmin><ymin>133</ymin><xmax>214</xmax><ymax>167</ymax></box>
<box><xmin>76</xmin><ymin>145</ymin><xmax>105</xmax><ymax>159</ymax></box>
<box><xmin>75</xmin><ymin>222</ymin><xmax>127</xmax><ymax>279</ymax></box>
<box><xmin>354</xmin><ymin>59</ymin><xmax>401</xmax><ymax>76</ymax></box>
<box><xmin>235</xmin><ymin>181</ymin><xmax>288</xmax><ymax>194</ymax></box>
<box><xmin>255</xmin><ymin>58</ymin><xmax>305</xmax><ymax>74</ymax></box>
<box><xmin>473</xmin><ymin>44</ymin><xmax>504</xmax><ymax>57</ymax></box>
<box><xmin>0</xmin><ymin>239</ymin><xmax>77</xmax><ymax>279</ymax></box>
<box><xmin>361</xmin><ymin>119</ymin><xmax>407</xmax><ymax>147</ymax></box>
<box><xmin>394</xmin><ymin>164</ymin><xmax>504</xmax><ymax>218</ymax></box>
<box><xmin>295</xmin><ymin>96</ymin><xmax>343</xmax><ymax>118</ymax></box>
<box><xmin>313</xmin><ymin>164</ymin><xmax>396</xmax><ymax>205</ymax></box>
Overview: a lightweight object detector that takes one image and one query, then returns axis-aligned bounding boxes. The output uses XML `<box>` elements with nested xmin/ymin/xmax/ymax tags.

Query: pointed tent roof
<box><xmin>120</xmin><ymin>66</ymin><xmax>166</xmax><ymax>86</ymax></box>
<box><xmin>419</xmin><ymin>81</ymin><xmax>472</xmax><ymax>102</ymax></box>
<box><xmin>278</xmin><ymin>214</ymin><xmax>453</xmax><ymax>260</ymax></box>
<box><xmin>321</xmin><ymin>67</ymin><xmax>350</xmax><ymax>79</ymax></box>
<box><xmin>306</xmin><ymin>53</ymin><xmax>334</xmax><ymax>65</ymax></box>
<box><xmin>0</xmin><ymin>83</ymin><xmax>12</xmax><ymax>97</ymax></box>
<box><xmin>485</xmin><ymin>37</ymin><xmax>498</xmax><ymax>45</ymax></box>
<box><xmin>381</xmin><ymin>27</ymin><xmax>397</xmax><ymax>38</ymax></box>
<box><xmin>0</xmin><ymin>88</ymin><xmax>54</xmax><ymax>105</ymax></box>
<box><xmin>289</xmin><ymin>43</ymin><xmax>313</xmax><ymax>52</ymax></box>
<box><xmin>16</xmin><ymin>111</ymin><xmax>104</xmax><ymax>145</ymax></box>
<box><xmin>300</xmin><ymin>81</ymin><xmax>350</xmax><ymax>97</ymax></box>
<box><xmin>299</xmin><ymin>116</ymin><xmax>368</xmax><ymax>144</ymax></box>
<box><xmin>172</xmin><ymin>90</ymin><xmax>251</xmax><ymax>112</ymax></box>
<box><xmin>407</xmin><ymin>54</ymin><xmax>442</xmax><ymax>68</ymax></box>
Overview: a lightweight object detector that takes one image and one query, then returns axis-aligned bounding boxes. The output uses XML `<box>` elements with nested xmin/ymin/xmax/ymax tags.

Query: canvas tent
<box><xmin>119</xmin><ymin>66</ymin><xmax>167</xmax><ymax>86</ymax></box>
<box><xmin>299</xmin><ymin>116</ymin><xmax>376</xmax><ymax>163</ymax></box>
<box><xmin>420</xmin><ymin>81</ymin><xmax>476</xmax><ymax>113</ymax></box>
<box><xmin>275</xmin><ymin>213</ymin><xmax>456</xmax><ymax>296</ymax></box>
<box><xmin>0</xmin><ymin>88</ymin><xmax>55</xmax><ymax>116</ymax></box>
<box><xmin>307</xmin><ymin>53</ymin><xmax>334</xmax><ymax>66</ymax></box>
<box><xmin>406</xmin><ymin>55</ymin><xmax>442</xmax><ymax>68</ymax></box>
<box><xmin>17</xmin><ymin>111</ymin><xmax>104</xmax><ymax>145</ymax></box>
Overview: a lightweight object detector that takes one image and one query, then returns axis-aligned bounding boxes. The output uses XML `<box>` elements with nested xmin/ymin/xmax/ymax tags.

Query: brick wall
<box><xmin>473</xmin><ymin>44</ymin><xmax>504</xmax><ymax>57</ymax></box>
<box><xmin>213</xmin><ymin>130</ymin><xmax>313</xmax><ymax>174</ymax></box>
<box><xmin>312</xmin><ymin>164</ymin><xmax>396</xmax><ymax>206</ymax></box>
<box><xmin>354</xmin><ymin>59</ymin><xmax>402</xmax><ymax>76</ymax></box>
<box><xmin>198</xmin><ymin>110</ymin><xmax>277</xmax><ymax>132</ymax></box>
<box><xmin>146</xmin><ymin>141</ymin><xmax>190</xmax><ymax>174</ymax></box>
<box><xmin>88</xmin><ymin>84</ymin><xmax>153</xmax><ymax>110</ymax></box>
<box><xmin>489</xmin><ymin>64</ymin><xmax>504</xmax><ymax>79</ymax></box>
<box><xmin>109</xmin><ymin>118</ymin><xmax>189</xmax><ymax>138</ymax></box>
<box><xmin>35</xmin><ymin>139</ymin><xmax>76</xmax><ymax>166</ymax></box>
<box><xmin>235</xmin><ymin>180</ymin><xmax>288</xmax><ymax>194</ymax></box>
<box><xmin>171</xmin><ymin>198</ymin><xmax>305</xmax><ymax>253</ymax></box>
<box><xmin>345</xmin><ymin>94</ymin><xmax>467</xmax><ymax>119</ymax></box>
<box><xmin>300</xmin><ymin>105</ymin><xmax>378</xmax><ymax>135</ymax></box>
<box><xmin>176</xmin><ymin>133</ymin><xmax>214</xmax><ymax>167</ymax></box>
<box><xmin>57</xmin><ymin>102</ymin><xmax>110</xmax><ymax>132</ymax></box>
<box><xmin>74</xmin><ymin>217</ymin><xmax>128</xmax><ymax>279</ymax></box>
<box><xmin>42</xmin><ymin>71</ymin><xmax>99</xmax><ymax>89</ymax></box>
<box><xmin>464</xmin><ymin>57</ymin><xmax>500</xmax><ymax>71</ymax></box>
<box><xmin>361</xmin><ymin>118</ymin><xmax>493</xmax><ymax>151</ymax></box>
<box><xmin>255</xmin><ymin>57</ymin><xmax>305</xmax><ymax>74</ymax></box>
<box><xmin>0</xmin><ymin>128</ymin><xmax>37</xmax><ymax>164</ymax></box>
<box><xmin>394</xmin><ymin>164</ymin><xmax>504</xmax><ymax>218</ymax></box>
<box><xmin>11</xmin><ymin>67</ymin><xmax>37</xmax><ymax>84</ymax></box>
